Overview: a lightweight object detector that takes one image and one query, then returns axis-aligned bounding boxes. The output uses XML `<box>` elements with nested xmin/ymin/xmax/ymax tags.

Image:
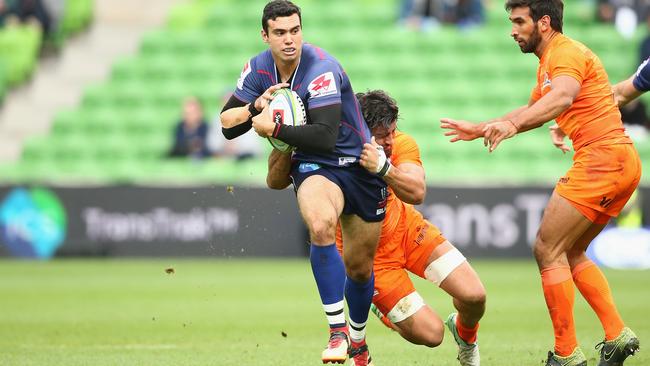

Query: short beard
<box><xmin>520</xmin><ymin>24</ymin><xmax>541</xmax><ymax>53</ymax></box>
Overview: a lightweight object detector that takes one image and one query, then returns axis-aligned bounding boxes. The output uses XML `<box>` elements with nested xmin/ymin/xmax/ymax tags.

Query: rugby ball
<box><xmin>267</xmin><ymin>89</ymin><xmax>306</xmax><ymax>152</ymax></box>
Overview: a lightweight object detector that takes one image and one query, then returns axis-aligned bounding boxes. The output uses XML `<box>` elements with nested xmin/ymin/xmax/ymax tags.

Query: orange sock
<box><xmin>541</xmin><ymin>265</ymin><xmax>577</xmax><ymax>357</ymax></box>
<box><xmin>456</xmin><ymin>315</ymin><xmax>479</xmax><ymax>344</ymax></box>
<box><xmin>572</xmin><ymin>260</ymin><xmax>625</xmax><ymax>340</ymax></box>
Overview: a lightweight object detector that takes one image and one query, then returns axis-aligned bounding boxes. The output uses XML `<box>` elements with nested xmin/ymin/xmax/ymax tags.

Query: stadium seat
<box><xmin>6</xmin><ymin>0</ymin><xmax>646</xmax><ymax>185</ymax></box>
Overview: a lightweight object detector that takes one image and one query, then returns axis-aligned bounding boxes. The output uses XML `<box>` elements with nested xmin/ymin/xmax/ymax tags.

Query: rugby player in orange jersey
<box><xmin>440</xmin><ymin>1</ymin><xmax>641</xmax><ymax>365</ymax></box>
<box><xmin>268</xmin><ymin>90</ymin><xmax>486</xmax><ymax>366</ymax></box>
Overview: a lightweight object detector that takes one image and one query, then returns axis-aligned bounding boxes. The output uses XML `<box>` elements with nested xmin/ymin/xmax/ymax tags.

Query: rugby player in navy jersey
<box><xmin>613</xmin><ymin>58</ymin><xmax>650</xmax><ymax>107</ymax></box>
<box><xmin>219</xmin><ymin>1</ymin><xmax>386</xmax><ymax>365</ymax></box>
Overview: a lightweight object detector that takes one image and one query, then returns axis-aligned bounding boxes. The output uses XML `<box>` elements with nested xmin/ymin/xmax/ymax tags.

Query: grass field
<box><xmin>0</xmin><ymin>259</ymin><xmax>648</xmax><ymax>366</ymax></box>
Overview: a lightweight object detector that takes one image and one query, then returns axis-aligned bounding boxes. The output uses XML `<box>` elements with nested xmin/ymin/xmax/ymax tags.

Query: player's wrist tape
<box><xmin>248</xmin><ymin>102</ymin><xmax>262</xmax><ymax>117</ymax></box>
<box><xmin>378</xmin><ymin>160</ymin><xmax>392</xmax><ymax>177</ymax></box>
<box><xmin>272</xmin><ymin>122</ymin><xmax>282</xmax><ymax>138</ymax></box>
<box><xmin>375</xmin><ymin>145</ymin><xmax>391</xmax><ymax>177</ymax></box>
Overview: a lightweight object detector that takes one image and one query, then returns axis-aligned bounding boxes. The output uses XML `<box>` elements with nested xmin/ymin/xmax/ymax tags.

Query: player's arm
<box><xmin>266</xmin><ymin>149</ymin><xmax>292</xmax><ymax>190</ymax></box>
<box><xmin>440</xmin><ymin>104</ymin><xmax>528</xmax><ymax>142</ymax></box>
<box><xmin>487</xmin><ymin>105</ymin><xmax>530</xmax><ymax>123</ymax></box>
<box><xmin>252</xmin><ymin>104</ymin><xmax>340</xmax><ymax>153</ymax></box>
<box><xmin>383</xmin><ymin>162</ymin><xmax>425</xmax><ymax>204</ymax></box>
<box><xmin>614</xmin><ymin>59</ymin><xmax>650</xmax><ymax>107</ymax></box>
<box><xmin>483</xmin><ymin>76</ymin><xmax>580</xmax><ymax>152</ymax></box>
<box><xmin>220</xmin><ymin>95</ymin><xmax>254</xmax><ymax>139</ymax></box>
<box><xmin>220</xmin><ymin>83</ymin><xmax>289</xmax><ymax>139</ymax></box>
<box><xmin>613</xmin><ymin>75</ymin><xmax>643</xmax><ymax>107</ymax></box>
<box><xmin>509</xmin><ymin>76</ymin><xmax>580</xmax><ymax>132</ymax></box>
<box><xmin>359</xmin><ymin>137</ymin><xmax>425</xmax><ymax>205</ymax></box>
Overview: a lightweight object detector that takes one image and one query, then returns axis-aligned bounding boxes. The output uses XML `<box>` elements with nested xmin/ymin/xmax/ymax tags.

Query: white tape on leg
<box><xmin>424</xmin><ymin>248</ymin><xmax>466</xmax><ymax>286</ymax></box>
<box><xmin>386</xmin><ymin>291</ymin><xmax>425</xmax><ymax>324</ymax></box>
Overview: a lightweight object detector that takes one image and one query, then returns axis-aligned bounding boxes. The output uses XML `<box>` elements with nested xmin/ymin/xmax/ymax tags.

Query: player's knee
<box><xmin>420</xmin><ymin>329</ymin><xmax>444</xmax><ymax>348</ymax></box>
<box><xmin>533</xmin><ymin>230</ymin><xmax>552</xmax><ymax>262</ymax></box>
<box><xmin>346</xmin><ymin>267</ymin><xmax>373</xmax><ymax>283</ymax></box>
<box><xmin>344</xmin><ymin>259</ymin><xmax>373</xmax><ymax>282</ymax></box>
<box><xmin>407</xmin><ymin>321</ymin><xmax>444</xmax><ymax>348</ymax></box>
<box><xmin>461</xmin><ymin>288</ymin><xmax>486</xmax><ymax>311</ymax></box>
<box><xmin>306</xmin><ymin>216</ymin><xmax>337</xmax><ymax>244</ymax></box>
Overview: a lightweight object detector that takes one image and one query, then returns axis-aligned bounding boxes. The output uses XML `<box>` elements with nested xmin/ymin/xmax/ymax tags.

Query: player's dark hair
<box><xmin>505</xmin><ymin>0</ymin><xmax>563</xmax><ymax>33</ymax></box>
<box><xmin>356</xmin><ymin>90</ymin><xmax>399</xmax><ymax>130</ymax></box>
<box><xmin>262</xmin><ymin>0</ymin><xmax>302</xmax><ymax>34</ymax></box>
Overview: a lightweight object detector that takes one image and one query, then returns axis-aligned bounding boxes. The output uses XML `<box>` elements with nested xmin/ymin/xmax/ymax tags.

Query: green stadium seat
<box><xmin>4</xmin><ymin>0</ymin><xmax>645</xmax><ymax>185</ymax></box>
<box><xmin>167</xmin><ymin>2</ymin><xmax>209</xmax><ymax>31</ymax></box>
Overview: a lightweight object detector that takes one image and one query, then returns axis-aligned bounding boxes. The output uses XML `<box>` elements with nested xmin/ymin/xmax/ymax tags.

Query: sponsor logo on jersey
<box><xmin>338</xmin><ymin>157</ymin><xmax>356</xmax><ymax>166</ymax></box>
<box><xmin>237</xmin><ymin>60</ymin><xmax>252</xmax><ymax>90</ymax></box>
<box><xmin>600</xmin><ymin>196</ymin><xmax>614</xmax><ymax>208</ymax></box>
<box><xmin>308</xmin><ymin>72</ymin><xmax>338</xmax><ymax>98</ymax></box>
<box><xmin>376</xmin><ymin>187</ymin><xmax>388</xmax><ymax>216</ymax></box>
<box><xmin>415</xmin><ymin>224</ymin><xmax>428</xmax><ymax>246</ymax></box>
<box><xmin>298</xmin><ymin>163</ymin><xmax>321</xmax><ymax>173</ymax></box>
<box><xmin>542</xmin><ymin>72</ymin><xmax>552</xmax><ymax>92</ymax></box>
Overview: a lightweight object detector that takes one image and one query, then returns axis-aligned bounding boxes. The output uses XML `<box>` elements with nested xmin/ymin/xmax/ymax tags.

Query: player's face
<box><xmin>509</xmin><ymin>7</ymin><xmax>542</xmax><ymax>54</ymax></box>
<box><xmin>372</xmin><ymin>121</ymin><xmax>397</xmax><ymax>158</ymax></box>
<box><xmin>262</xmin><ymin>14</ymin><xmax>303</xmax><ymax>65</ymax></box>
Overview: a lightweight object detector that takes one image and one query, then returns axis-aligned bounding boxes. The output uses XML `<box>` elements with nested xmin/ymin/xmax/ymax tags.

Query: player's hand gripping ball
<box><xmin>267</xmin><ymin>89</ymin><xmax>307</xmax><ymax>153</ymax></box>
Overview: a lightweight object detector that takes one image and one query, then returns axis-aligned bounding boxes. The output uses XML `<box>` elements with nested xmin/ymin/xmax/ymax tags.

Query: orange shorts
<box><xmin>556</xmin><ymin>143</ymin><xmax>641</xmax><ymax>224</ymax></box>
<box><xmin>372</xmin><ymin>220</ymin><xmax>446</xmax><ymax>317</ymax></box>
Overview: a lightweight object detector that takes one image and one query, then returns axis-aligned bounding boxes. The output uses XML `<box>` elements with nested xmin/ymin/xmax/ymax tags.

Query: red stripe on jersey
<box><xmin>257</xmin><ymin>69</ymin><xmax>276</xmax><ymax>84</ymax></box>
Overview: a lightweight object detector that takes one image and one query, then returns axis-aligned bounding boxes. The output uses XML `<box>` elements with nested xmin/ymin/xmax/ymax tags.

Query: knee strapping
<box><xmin>424</xmin><ymin>248</ymin><xmax>466</xmax><ymax>286</ymax></box>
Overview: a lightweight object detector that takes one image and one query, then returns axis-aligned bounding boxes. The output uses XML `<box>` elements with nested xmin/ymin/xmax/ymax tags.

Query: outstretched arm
<box><xmin>440</xmin><ymin>104</ymin><xmax>529</xmax><ymax>142</ymax></box>
<box><xmin>482</xmin><ymin>75</ymin><xmax>580</xmax><ymax>152</ymax></box>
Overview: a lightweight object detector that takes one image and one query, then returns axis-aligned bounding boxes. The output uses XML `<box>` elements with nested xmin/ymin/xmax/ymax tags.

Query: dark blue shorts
<box><xmin>291</xmin><ymin>162</ymin><xmax>387</xmax><ymax>223</ymax></box>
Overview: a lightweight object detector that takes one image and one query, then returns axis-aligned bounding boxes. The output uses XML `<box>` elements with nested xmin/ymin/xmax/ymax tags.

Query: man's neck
<box><xmin>535</xmin><ymin>31</ymin><xmax>559</xmax><ymax>59</ymax></box>
<box><xmin>275</xmin><ymin>59</ymin><xmax>300</xmax><ymax>83</ymax></box>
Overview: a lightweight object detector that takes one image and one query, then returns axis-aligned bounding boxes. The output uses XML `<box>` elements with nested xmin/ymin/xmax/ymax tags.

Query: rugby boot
<box><xmin>596</xmin><ymin>327</ymin><xmax>640</xmax><ymax>366</ymax></box>
<box><xmin>544</xmin><ymin>347</ymin><xmax>587</xmax><ymax>366</ymax></box>
<box><xmin>446</xmin><ymin>313</ymin><xmax>480</xmax><ymax>366</ymax></box>
<box><xmin>322</xmin><ymin>326</ymin><xmax>349</xmax><ymax>364</ymax></box>
<box><xmin>349</xmin><ymin>339</ymin><xmax>374</xmax><ymax>366</ymax></box>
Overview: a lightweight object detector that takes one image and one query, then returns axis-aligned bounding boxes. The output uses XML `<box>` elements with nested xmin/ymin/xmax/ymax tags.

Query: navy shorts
<box><xmin>290</xmin><ymin>162</ymin><xmax>387</xmax><ymax>223</ymax></box>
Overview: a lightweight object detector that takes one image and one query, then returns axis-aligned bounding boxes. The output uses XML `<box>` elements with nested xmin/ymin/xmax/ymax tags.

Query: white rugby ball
<box><xmin>267</xmin><ymin>88</ymin><xmax>306</xmax><ymax>152</ymax></box>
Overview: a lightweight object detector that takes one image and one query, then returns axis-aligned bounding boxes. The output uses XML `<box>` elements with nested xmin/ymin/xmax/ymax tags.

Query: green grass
<box><xmin>0</xmin><ymin>259</ymin><xmax>648</xmax><ymax>365</ymax></box>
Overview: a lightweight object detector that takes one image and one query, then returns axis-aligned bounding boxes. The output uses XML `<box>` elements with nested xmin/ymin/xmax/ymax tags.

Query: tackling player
<box><xmin>440</xmin><ymin>1</ymin><xmax>641</xmax><ymax>365</ymax></box>
<box><xmin>219</xmin><ymin>1</ymin><xmax>385</xmax><ymax>365</ymax></box>
<box><xmin>268</xmin><ymin>90</ymin><xmax>486</xmax><ymax>366</ymax></box>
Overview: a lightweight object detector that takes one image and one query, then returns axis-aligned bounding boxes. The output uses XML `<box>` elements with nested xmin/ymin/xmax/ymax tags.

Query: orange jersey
<box><xmin>378</xmin><ymin>131</ymin><xmax>423</xmax><ymax>249</ymax></box>
<box><xmin>336</xmin><ymin>132</ymin><xmax>440</xmax><ymax>265</ymax></box>
<box><xmin>336</xmin><ymin>132</ymin><xmax>447</xmax><ymax>314</ymax></box>
<box><xmin>530</xmin><ymin>34</ymin><xmax>631</xmax><ymax>151</ymax></box>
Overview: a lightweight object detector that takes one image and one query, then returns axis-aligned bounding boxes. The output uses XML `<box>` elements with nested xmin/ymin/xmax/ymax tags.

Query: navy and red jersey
<box><xmin>233</xmin><ymin>43</ymin><xmax>370</xmax><ymax>167</ymax></box>
<box><xmin>633</xmin><ymin>58</ymin><xmax>650</xmax><ymax>92</ymax></box>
